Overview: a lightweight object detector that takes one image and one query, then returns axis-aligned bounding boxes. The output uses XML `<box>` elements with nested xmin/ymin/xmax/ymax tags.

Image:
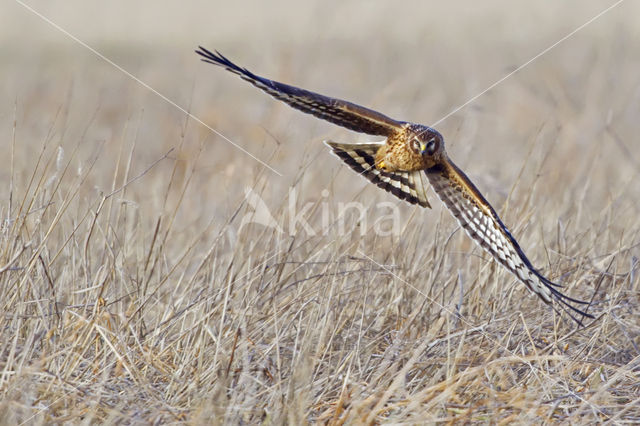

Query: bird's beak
<box><xmin>419</xmin><ymin>142</ymin><xmax>427</xmax><ymax>154</ymax></box>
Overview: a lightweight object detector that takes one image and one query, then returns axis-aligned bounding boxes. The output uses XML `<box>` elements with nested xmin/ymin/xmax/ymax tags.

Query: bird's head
<box><xmin>407</xmin><ymin>125</ymin><xmax>445</xmax><ymax>168</ymax></box>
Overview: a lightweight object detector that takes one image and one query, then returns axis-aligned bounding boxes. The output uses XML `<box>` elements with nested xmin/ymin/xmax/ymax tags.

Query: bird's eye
<box><xmin>424</xmin><ymin>139</ymin><xmax>437</xmax><ymax>155</ymax></box>
<box><xmin>411</xmin><ymin>139</ymin><xmax>421</xmax><ymax>153</ymax></box>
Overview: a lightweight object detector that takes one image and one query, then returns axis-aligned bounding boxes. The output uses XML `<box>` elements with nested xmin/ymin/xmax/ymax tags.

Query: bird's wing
<box><xmin>425</xmin><ymin>159</ymin><xmax>593</xmax><ymax>324</ymax></box>
<box><xmin>325</xmin><ymin>141</ymin><xmax>431</xmax><ymax>208</ymax></box>
<box><xmin>196</xmin><ymin>47</ymin><xmax>405</xmax><ymax>136</ymax></box>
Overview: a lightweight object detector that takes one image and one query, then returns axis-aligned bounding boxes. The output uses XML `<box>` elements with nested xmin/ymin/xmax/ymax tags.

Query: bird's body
<box><xmin>375</xmin><ymin>124</ymin><xmax>438</xmax><ymax>172</ymax></box>
<box><xmin>195</xmin><ymin>46</ymin><xmax>593</xmax><ymax>324</ymax></box>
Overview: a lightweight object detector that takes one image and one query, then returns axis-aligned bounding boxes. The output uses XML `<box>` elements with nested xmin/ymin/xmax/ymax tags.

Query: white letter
<box><xmin>288</xmin><ymin>188</ymin><xmax>316</xmax><ymax>236</ymax></box>
<box><xmin>373</xmin><ymin>202</ymin><xmax>400</xmax><ymax>237</ymax></box>
<box><xmin>238</xmin><ymin>187</ymin><xmax>282</xmax><ymax>233</ymax></box>
<box><xmin>337</xmin><ymin>201</ymin><xmax>367</xmax><ymax>236</ymax></box>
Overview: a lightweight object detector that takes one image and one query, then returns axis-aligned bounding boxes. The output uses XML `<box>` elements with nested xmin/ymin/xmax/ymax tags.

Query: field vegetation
<box><xmin>1</xmin><ymin>1</ymin><xmax>639</xmax><ymax>423</ymax></box>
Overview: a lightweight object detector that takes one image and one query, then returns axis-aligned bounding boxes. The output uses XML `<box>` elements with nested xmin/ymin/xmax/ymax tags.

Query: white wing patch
<box><xmin>325</xmin><ymin>140</ymin><xmax>431</xmax><ymax>208</ymax></box>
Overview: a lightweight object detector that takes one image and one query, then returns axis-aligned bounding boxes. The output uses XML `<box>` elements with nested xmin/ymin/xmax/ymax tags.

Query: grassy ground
<box><xmin>1</xmin><ymin>1</ymin><xmax>639</xmax><ymax>423</ymax></box>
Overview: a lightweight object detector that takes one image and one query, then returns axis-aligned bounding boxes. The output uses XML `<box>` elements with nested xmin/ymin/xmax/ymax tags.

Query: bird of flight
<box><xmin>195</xmin><ymin>46</ymin><xmax>593</xmax><ymax>324</ymax></box>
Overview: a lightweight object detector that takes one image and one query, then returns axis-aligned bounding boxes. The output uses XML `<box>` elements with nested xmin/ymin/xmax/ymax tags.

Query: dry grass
<box><xmin>1</xmin><ymin>1</ymin><xmax>639</xmax><ymax>424</ymax></box>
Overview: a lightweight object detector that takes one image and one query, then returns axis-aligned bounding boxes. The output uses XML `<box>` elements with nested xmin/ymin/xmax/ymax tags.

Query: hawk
<box><xmin>196</xmin><ymin>46</ymin><xmax>593</xmax><ymax>324</ymax></box>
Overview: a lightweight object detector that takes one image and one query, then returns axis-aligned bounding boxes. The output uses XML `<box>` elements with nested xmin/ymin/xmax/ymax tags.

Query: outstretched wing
<box><xmin>325</xmin><ymin>140</ymin><xmax>431</xmax><ymax>208</ymax></box>
<box><xmin>196</xmin><ymin>46</ymin><xmax>405</xmax><ymax>136</ymax></box>
<box><xmin>426</xmin><ymin>159</ymin><xmax>593</xmax><ymax>324</ymax></box>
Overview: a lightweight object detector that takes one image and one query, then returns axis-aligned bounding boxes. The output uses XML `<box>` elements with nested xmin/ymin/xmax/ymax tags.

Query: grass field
<box><xmin>1</xmin><ymin>1</ymin><xmax>639</xmax><ymax>423</ymax></box>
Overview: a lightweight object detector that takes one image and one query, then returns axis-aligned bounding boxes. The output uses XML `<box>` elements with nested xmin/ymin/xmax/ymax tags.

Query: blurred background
<box><xmin>2</xmin><ymin>0</ymin><xmax>639</xmax><ymax>231</ymax></box>
<box><xmin>2</xmin><ymin>0</ymin><xmax>640</xmax><ymax>301</ymax></box>
<box><xmin>2</xmin><ymin>1</ymin><xmax>640</xmax><ymax>422</ymax></box>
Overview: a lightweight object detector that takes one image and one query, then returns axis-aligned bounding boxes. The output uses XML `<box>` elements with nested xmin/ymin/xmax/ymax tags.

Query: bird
<box><xmin>195</xmin><ymin>46</ymin><xmax>593</xmax><ymax>324</ymax></box>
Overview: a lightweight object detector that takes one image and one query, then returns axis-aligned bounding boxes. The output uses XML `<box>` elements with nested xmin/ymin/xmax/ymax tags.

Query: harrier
<box><xmin>195</xmin><ymin>46</ymin><xmax>593</xmax><ymax>324</ymax></box>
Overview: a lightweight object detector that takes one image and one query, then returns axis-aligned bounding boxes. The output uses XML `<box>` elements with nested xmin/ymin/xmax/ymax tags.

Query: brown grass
<box><xmin>1</xmin><ymin>2</ymin><xmax>639</xmax><ymax>424</ymax></box>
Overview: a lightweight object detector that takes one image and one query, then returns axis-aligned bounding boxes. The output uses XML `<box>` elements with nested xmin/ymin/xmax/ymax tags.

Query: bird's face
<box><xmin>407</xmin><ymin>127</ymin><xmax>445</xmax><ymax>169</ymax></box>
